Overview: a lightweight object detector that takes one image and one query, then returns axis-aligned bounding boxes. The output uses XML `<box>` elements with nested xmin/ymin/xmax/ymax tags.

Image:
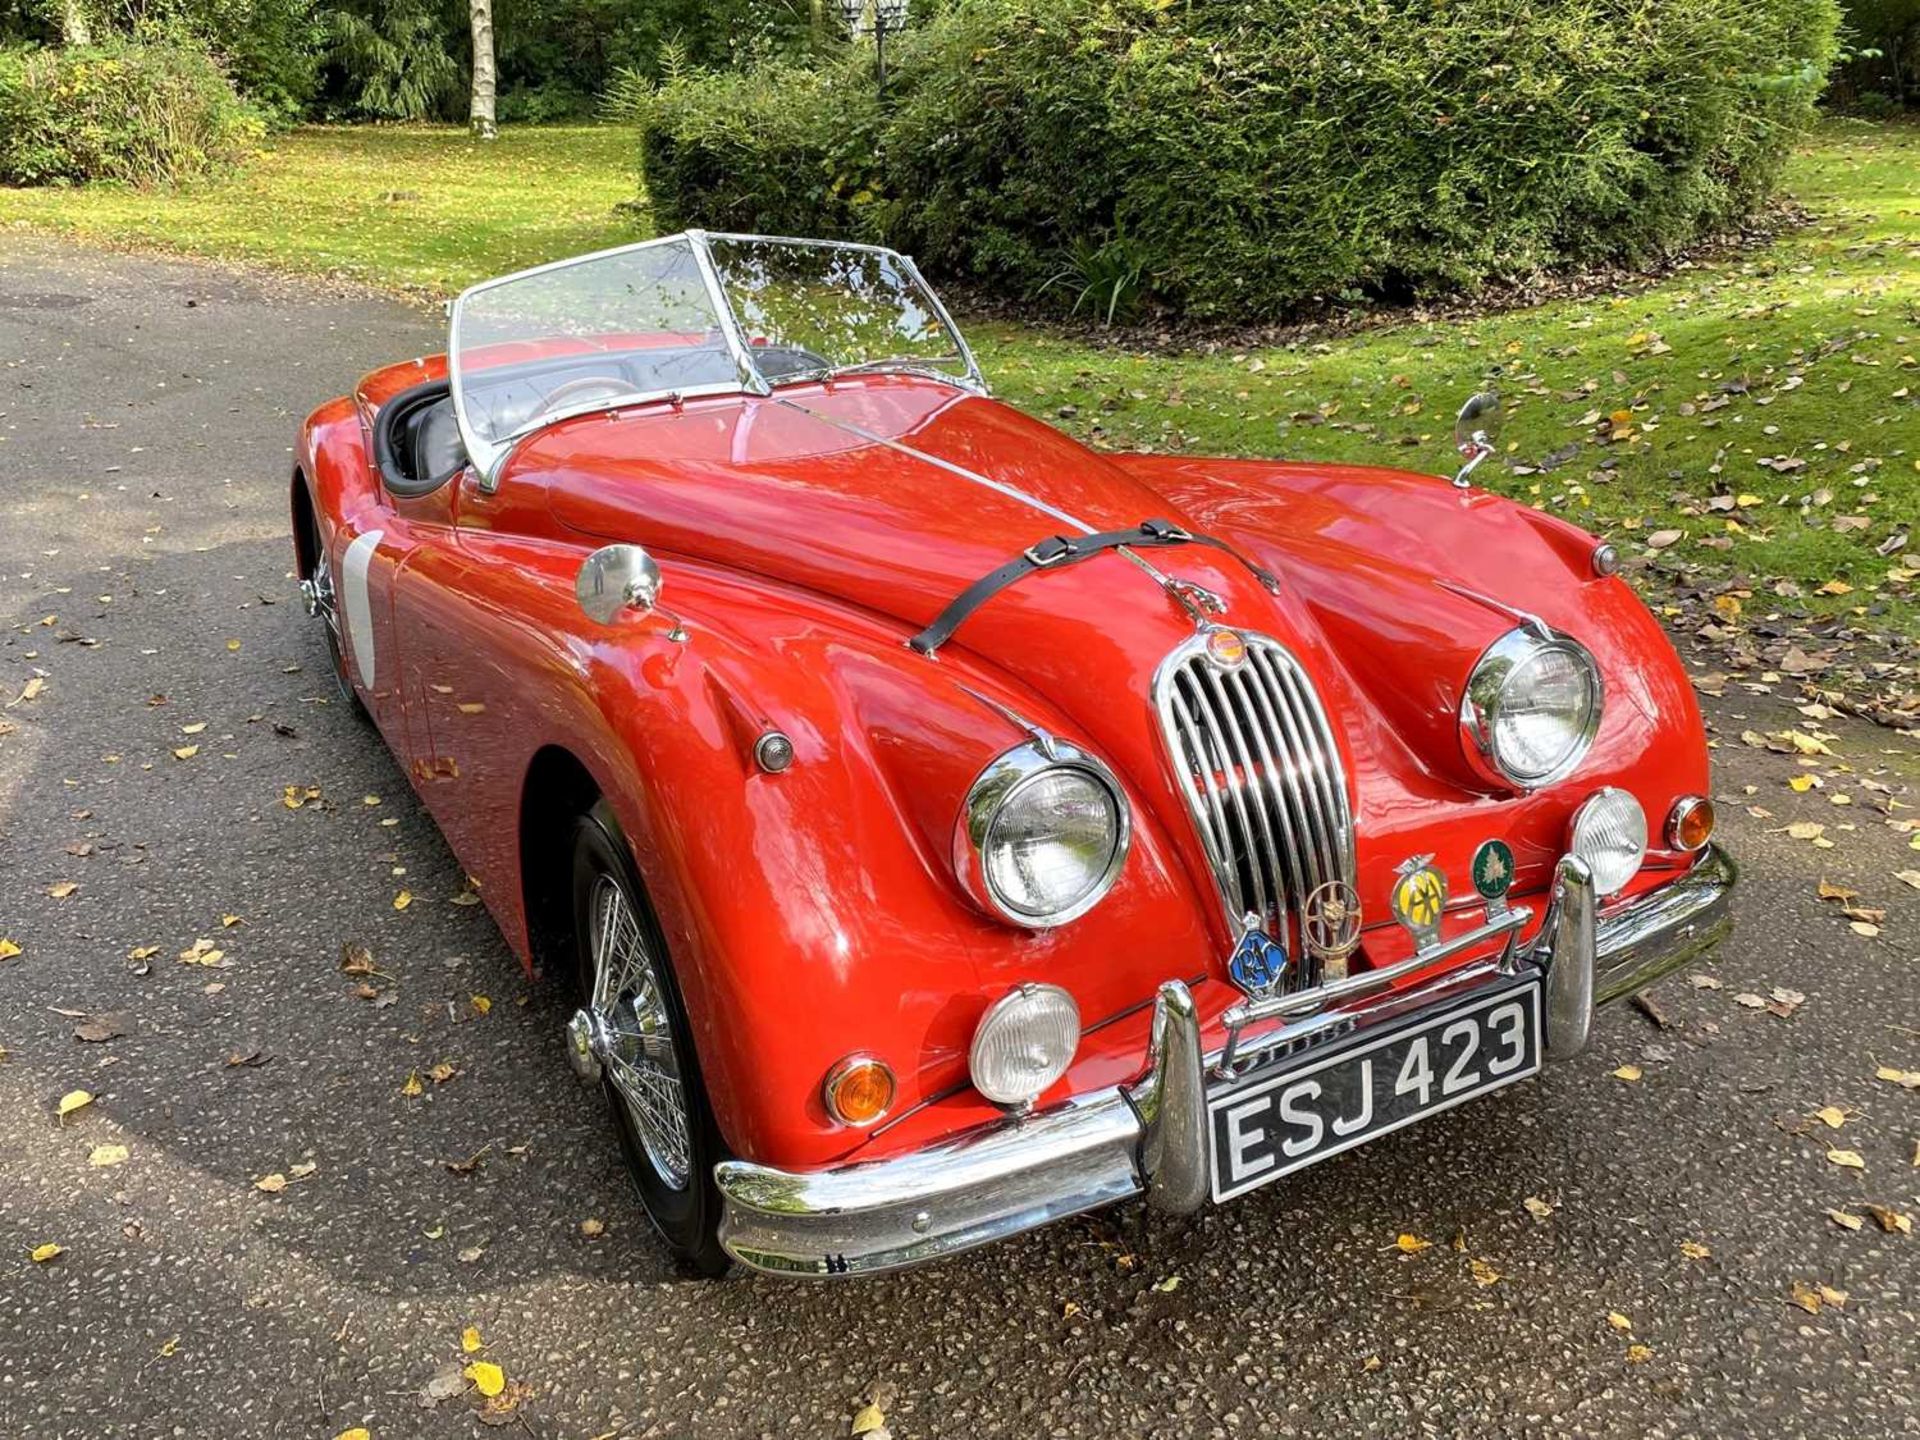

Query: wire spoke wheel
<box><xmin>587</xmin><ymin>874</ymin><xmax>693</xmax><ymax>1191</ymax></box>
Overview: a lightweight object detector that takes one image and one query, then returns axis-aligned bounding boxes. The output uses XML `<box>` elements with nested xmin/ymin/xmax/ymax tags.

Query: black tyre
<box><xmin>570</xmin><ymin>800</ymin><xmax>730</xmax><ymax>1276</ymax></box>
<box><xmin>298</xmin><ymin>494</ymin><xmax>366</xmax><ymax>719</ymax></box>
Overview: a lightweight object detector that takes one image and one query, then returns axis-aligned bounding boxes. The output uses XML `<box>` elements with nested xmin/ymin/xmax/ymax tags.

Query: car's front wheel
<box><xmin>296</xmin><ymin>492</ymin><xmax>365</xmax><ymax>719</ymax></box>
<box><xmin>567</xmin><ymin>801</ymin><xmax>730</xmax><ymax>1276</ymax></box>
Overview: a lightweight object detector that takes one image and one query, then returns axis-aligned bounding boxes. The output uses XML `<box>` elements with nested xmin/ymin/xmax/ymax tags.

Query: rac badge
<box><xmin>1301</xmin><ymin>880</ymin><xmax>1362</xmax><ymax>980</ymax></box>
<box><xmin>1471</xmin><ymin>839</ymin><xmax>1515</xmax><ymax>917</ymax></box>
<box><xmin>1228</xmin><ymin>915</ymin><xmax>1290</xmax><ymax>998</ymax></box>
<box><xmin>1390</xmin><ymin>855</ymin><xmax>1447</xmax><ymax>952</ymax></box>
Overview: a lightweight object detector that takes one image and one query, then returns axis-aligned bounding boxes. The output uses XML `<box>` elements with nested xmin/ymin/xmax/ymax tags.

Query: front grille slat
<box><xmin>1196</xmin><ymin>666</ymin><xmax>1280</xmax><ymax>925</ymax></box>
<box><xmin>1166</xmin><ymin>683</ymin><xmax>1236</xmax><ymax>897</ymax></box>
<box><xmin>1257</xmin><ymin>649</ymin><xmax>1340</xmax><ymax>886</ymax></box>
<box><xmin>1153</xmin><ymin>632</ymin><xmax>1358</xmax><ymax>997</ymax></box>
<box><xmin>1223</xmin><ymin>664</ymin><xmax>1312</xmax><ymax>906</ymax></box>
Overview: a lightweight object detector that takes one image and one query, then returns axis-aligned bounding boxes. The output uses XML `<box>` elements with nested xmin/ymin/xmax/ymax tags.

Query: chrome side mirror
<box><xmin>576</xmin><ymin>544</ymin><xmax>683</xmax><ymax>638</ymax></box>
<box><xmin>1452</xmin><ymin>391</ymin><xmax>1501</xmax><ymax>489</ymax></box>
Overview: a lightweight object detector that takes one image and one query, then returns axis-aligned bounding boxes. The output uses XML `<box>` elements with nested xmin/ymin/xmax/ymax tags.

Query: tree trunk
<box><xmin>468</xmin><ymin>0</ymin><xmax>498</xmax><ymax>141</ymax></box>
<box><xmin>61</xmin><ymin>0</ymin><xmax>92</xmax><ymax>46</ymax></box>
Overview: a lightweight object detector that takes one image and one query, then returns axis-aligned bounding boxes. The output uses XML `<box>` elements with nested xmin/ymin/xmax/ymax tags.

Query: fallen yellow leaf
<box><xmin>1863</xmin><ymin>1204</ymin><xmax>1911</xmax><ymax>1235</ymax></box>
<box><xmin>1814</xmin><ymin>1106</ymin><xmax>1847</xmax><ymax>1129</ymax></box>
<box><xmin>470</xmin><ymin>995</ymin><xmax>492</xmax><ymax>1016</ymax></box>
<box><xmin>1469</xmin><ymin>1258</ymin><xmax>1501</xmax><ymax>1287</ymax></box>
<box><xmin>400</xmin><ymin>1071</ymin><xmax>424</xmax><ymax>1098</ymax></box>
<box><xmin>1395</xmin><ymin>1233</ymin><xmax>1432</xmax><ymax>1253</ymax></box>
<box><xmin>255</xmin><ymin>1173</ymin><xmax>288</xmax><ymax>1193</ymax></box>
<box><xmin>88</xmin><ymin>1143</ymin><xmax>128</xmax><ymax>1168</ymax></box>
<box><xmin>332</xmin><ymin>1430</ymin><xmax>369</xmax><ymax>1440</ymax></box>
<box><xmin>1827</xmin><ymin>1208</ymin><xmax>1863</xmax><ymax>1231</ymax></box>
<box><xmin>1679</xmin><ymin>1240</ymin><xmax>1711</xmax><ymax>1260</ymax></box>
<box><xmin>580</xmin><ymin>1217</ymin><xmax>605</xmax><ymax>1237</ymax></box>
<box><xmin>851</xmin><ymin>1401</ymin><xmax>887</xmax><ymax>1436</ymax></box>
<box><xmin>172</xmin><ymin>745</ymin><xmax>199</xmax><ymax>760</ymax></box>
<box><xmin>464</xmin><ymin>1361</ymin><xmax>505</xmax><ymax>1398</ymax></box>
<box><xmin>1606</xmin><ymin>1311</ymin><xmax>1632</xmax><ymax>1333</ymax></box>
<box><xmin>1789</xmin><ymin>1280</ymin><xmax>1823</xmax><ymax>1314</ymax></box>
<box><xmin>1788</xmin><ymin>774</ymin><xmax>1816</xmax><ymax>792</ymax></box>
<box><xmin>393</xmin><ymin>890</ymin><xmax>412</xmax><ymax>911</ymax></box>
<box><xmin>0</xmin><ymin>939</ymin><xmax>21</xmax><ymax>960</ymax></box>
<box><xmin>1625</xmin><ymin>1344</ymin><xmax>1653</xmax><ymax>1364</ymax></box>
<box><xmin>461</xmin><ymin>1326</ymin><xmax>482</xmax><ymax>1354</ymax></box>
<box><xmin>56</xmin><ymin>1089</ymin><xmax>93</xmax><ymax>1119</ymax></box>
<box><xmin>46</xmin><ymin>881</ymin><xmax>77</xmax><ymax>899</ymax></box>
<box><xmin>30</xmin><ymin>1242</ymin><xmax>64</xmax><ymax>1263</ymax></box>
<box><xmin>427</xmin><ymin>1062</ymin><xmax>457</xmax><ymax>1085</ymax></box>
<box><xmin>1827</xmin><ymin>1148</ymin><xmax>1866</xmax><ymax>1170</ymax></box>
<box><xmin>1874</xmin><ymin>1066</ymin><xmax>1920</xmax><ymax>1089</ymax></box>
<box><xmin>1612</xmin><ymin>1065</ymin><xmax>1643</xmax><ymax>1082</ymax></box>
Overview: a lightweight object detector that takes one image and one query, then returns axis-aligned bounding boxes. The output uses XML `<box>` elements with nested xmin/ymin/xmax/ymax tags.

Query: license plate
<box><xmin>1208</xmin><ymin>979</ymin><xmax>1542</xmax><ymax>1203</ymax></box>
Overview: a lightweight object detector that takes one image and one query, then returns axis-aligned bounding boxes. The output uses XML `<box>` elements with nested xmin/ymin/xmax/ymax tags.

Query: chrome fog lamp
<box><xmin>1568</xmin><ymin>787</ymin><xmax>1647</xmax><ymax>897</ymax></box>
<box><xmin>1460</xmin><ymin>626</ymin><xmax>1602</xmax><ymax>790</ymax></box>
<box><xmin>955</xmin><ymin>739</ymin><xmax>1129</xmax><ymax>927</ymax></box>
<box><xmin>969</xmin><ymin>983</ymin><xmax>1081</xmax><ymax>1107</ymax></box>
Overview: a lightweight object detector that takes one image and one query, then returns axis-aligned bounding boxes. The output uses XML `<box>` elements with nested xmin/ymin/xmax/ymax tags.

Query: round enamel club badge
<box><xmin>1390</xmin><ymin>855</ymin><xmax>1447</xmax><ymax>950</ymax></box>
<box><xmin>1472</xmin><ymin>839</ymin><xmax>1515</xmax><ymax>902</ymax></box>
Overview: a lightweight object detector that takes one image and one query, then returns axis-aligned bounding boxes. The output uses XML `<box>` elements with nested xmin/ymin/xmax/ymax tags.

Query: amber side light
<box><xmin>1668</xmin><ymin>796</ymin><xmax>1716</xmax><ymax>852</ymax></box>
<box><xmin>824</xmin><ymin>1056</ymin><xmax>895</xmax><ymax>1127</ymax></box>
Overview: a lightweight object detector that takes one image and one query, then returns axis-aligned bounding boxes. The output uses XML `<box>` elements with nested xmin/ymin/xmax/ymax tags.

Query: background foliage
<box><xmin>0</xmin><ymin>0</ymin><xmax>820</xmax><ymax>124</ymax></box>
<box><xmin>642</xmin><ymin>0</ymin><xmax>1843</xmax><ymax>320</ymax></box>
<box><xmin>1833</xmin><ymin>0</ymin><xmax>1920</xmax><ymax>109</ymax></box>
<box><xmin>0</xmin><ymin>38</ymin><xmax>263</xmax><ymax>183</ymax></box>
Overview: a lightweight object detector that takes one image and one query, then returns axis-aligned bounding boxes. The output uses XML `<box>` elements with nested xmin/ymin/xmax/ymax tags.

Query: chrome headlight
<box><xmin>1569</xmin><ymin>787</ymin><xmax>1647</xmax><ymax>896</ymax></box>
<box><xmin>1460</xmin><ymin>626</ymin><xmax>1602</xmax><ymax>790</ymax></box>
<box><xmin>955</xmin><ymin>739</ymin><xmax>1129</xmax><ymax>927</ymax></box>
<box><xmin>969</xmin><ymin>982</ymin><xmax>1080</xmax><ymax>1106</ymax></box>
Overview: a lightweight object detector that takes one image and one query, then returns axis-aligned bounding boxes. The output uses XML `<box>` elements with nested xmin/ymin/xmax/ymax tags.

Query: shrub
<box><xmin>0</xmin><ymin>40</ymin><xmax>263</xmax><ymax>185</ymax></box>
<box><xmin>640</xmin><ymin>0</ymin><xmax>1843</xmax><ymax>320</ymax></box>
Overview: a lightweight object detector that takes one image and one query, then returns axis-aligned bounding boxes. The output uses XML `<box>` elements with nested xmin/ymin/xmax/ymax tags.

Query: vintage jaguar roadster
<box><xmin>292</xmin><ymin>232</ymin><xmax>1735</xmax><ymax>1277</ymax></box>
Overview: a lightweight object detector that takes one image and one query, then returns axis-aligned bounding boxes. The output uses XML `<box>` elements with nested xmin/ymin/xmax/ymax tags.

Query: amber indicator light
<box><xmin>1669</xmin><ymin>797</ymin><xmax>1715</xmax><ymax>852</ymax></box>
<box><xmin>825</xmin><ymin>1056</ymin><xmax>895</xmax><ymax>1127</ymax></box>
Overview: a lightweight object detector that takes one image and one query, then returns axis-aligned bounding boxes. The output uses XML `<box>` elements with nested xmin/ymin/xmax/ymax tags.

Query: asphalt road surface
<box><xmin>2</xmin><ymin>235</ymin><xmax>1916</xmax><ymax>1440</ymax></box>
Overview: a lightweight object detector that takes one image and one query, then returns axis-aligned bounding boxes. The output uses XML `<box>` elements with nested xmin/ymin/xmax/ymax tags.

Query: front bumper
<box><xmin>716</xmin><ymin>844</ymin><xmax>1737</xmax><ymax>1277</ymax></box>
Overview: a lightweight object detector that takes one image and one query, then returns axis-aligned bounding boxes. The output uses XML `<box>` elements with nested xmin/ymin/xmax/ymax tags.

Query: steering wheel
<box><xmin>528</xmin><ymin>375</ymin><xmax>634</xmax><ymax>423</ymax></box>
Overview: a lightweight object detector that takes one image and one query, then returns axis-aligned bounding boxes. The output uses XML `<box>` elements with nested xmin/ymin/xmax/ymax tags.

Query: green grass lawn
<box><xmin>4</xmin><ymin>119</ymin><xmax>1915</xmax><ymax>633</ymax></box>
<box><xmin>0</xmin><ymin>125</ymin><xmax>644</xmax><ymax>294</ymax></box>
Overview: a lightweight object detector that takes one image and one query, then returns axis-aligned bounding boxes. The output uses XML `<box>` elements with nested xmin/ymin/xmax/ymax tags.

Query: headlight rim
<box><xmin>953</xmin><ymin>738</ymin><xmax>1131</xmax><ymax>929</ymax></box>
<box><xmin>1459</xmin><ymin>625</ymin><xmax>1604</xmax><ymax>792</ymax></box>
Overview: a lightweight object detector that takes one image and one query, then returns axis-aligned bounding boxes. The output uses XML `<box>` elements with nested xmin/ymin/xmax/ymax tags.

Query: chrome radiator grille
<box><xmin>1153</xmin><ymin>631</ymin><xmax>1357</xmax><ymax>991</ymax></box>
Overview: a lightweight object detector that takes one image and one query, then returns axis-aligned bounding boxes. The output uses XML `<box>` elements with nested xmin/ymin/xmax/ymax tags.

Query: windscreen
<box><xmin>706</xmin><ymin>235</ymin><xmax>970</xmax><ymax>385</ymax></box>
<box><xmin>449</xmin><ymin>237</ymin><xmax>737</xmax><ymax>453</ymax></box>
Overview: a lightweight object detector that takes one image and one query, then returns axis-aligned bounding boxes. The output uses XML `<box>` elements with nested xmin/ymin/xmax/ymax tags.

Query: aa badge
<box><xmin>1301</xmin><ymin>880</ymin><xmax>1362</xmax><ymax>980</ymax></box>
<box><xmin>1390</xmin><ymin>855</ymin><xmax>1447</xmax><ymax>951</ymax></box>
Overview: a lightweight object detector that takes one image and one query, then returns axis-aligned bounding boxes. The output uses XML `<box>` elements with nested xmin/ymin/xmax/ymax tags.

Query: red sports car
<box><xmin>292</xmin><ymin>232</ymin><xmax>1735</xmax><ymax>1277</ymax></box>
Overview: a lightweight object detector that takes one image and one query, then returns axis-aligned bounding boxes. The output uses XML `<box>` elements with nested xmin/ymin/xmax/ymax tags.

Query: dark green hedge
<box><xmin>641</xmin><ymin>0</ymin><xmax>1842</xmax><ymax>319</ymax></box>
<box><xmin>0</xmin><ymin>41</ymin><xmax>263</xmax><ymax>186</ymax></box>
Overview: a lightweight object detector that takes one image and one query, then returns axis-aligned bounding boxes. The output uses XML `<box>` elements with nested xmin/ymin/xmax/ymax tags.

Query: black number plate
<box><xmin>1208</xmin><ymin>979</ymin><xmax>1542</xmax><ymax>1203</ymax></box>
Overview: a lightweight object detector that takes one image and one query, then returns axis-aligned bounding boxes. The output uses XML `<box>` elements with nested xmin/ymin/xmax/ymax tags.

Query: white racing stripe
<box><xmin>341</xmin><ymin>529</ymin><xmax>384</xmax><ymax>689</ymax></box>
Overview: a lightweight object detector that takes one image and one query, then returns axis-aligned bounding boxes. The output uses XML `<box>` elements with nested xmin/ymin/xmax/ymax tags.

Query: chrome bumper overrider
<box><xmin>716</xmin><ymin>844</ymin><xmax>1736</xmax><ymax>1277</ymax></box>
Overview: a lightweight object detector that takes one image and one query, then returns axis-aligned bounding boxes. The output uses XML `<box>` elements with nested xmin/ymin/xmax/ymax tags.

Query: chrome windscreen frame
<box><xmin>447</xmin><ymin>229</ymin><xmax>988</xmax><ymax>490</ymax></box>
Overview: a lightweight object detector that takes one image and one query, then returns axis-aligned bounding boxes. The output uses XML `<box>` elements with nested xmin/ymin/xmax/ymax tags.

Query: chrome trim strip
<box><xmin>713</xmin><ymin>845</ymin><xmax>1734</xmax><ymax>1277</ymax></box>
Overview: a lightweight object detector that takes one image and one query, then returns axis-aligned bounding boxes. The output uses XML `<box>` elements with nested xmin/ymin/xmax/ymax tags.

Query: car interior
<box><xmin>373</xmin><ymin>341</ymin><xmax>835</xmax><ymax>495</ymax></box>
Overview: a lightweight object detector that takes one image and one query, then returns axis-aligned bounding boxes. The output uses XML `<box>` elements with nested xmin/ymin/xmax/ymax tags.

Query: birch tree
<box><xmin>468</xmin><ymin>0</ymin><xmax>497</xmax><ymax>140</ymax></box>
